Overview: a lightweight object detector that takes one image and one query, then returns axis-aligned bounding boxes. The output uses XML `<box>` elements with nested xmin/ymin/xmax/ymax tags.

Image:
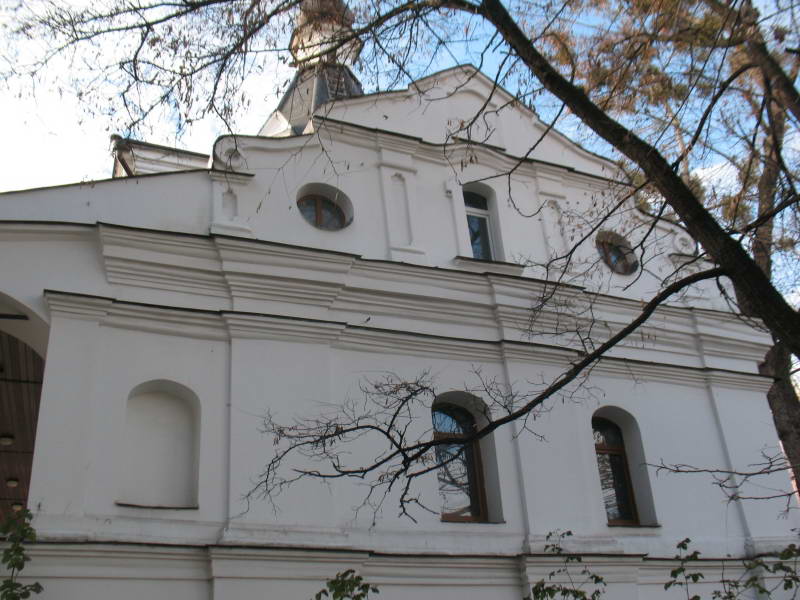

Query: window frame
<box><xmin>463</xmin><ymin>191</ymin><xmax>495</xmax><ymax>262</ymax></box>
<box><xmin>596</xmin><ymin>231</ymin><xmax>639</xmax><ymax>275</ymax></box>
<box><xmin>297</xmin><ymin>193</ymin><xmax>347</xmax><ymax>231</ymax></box>
<box><xmin>432</xmin><ymin>403</ymin><xmax>489</xmax><ymax>523</ymax></box>
<box><xmin>593</xmin><ymin>417</ymin><xmax>640</xmax><ymax>526</ymax></box>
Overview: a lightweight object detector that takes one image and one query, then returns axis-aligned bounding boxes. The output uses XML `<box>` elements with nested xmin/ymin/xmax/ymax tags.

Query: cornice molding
<box><xmin>223</xmin><ymin>312</ymin><xmax>346</xmax><ymax>343</ymax></box>
<box><xmin>42</xmin><ymin>291</ymin><xmax>772</xmax><ymax>391</ymax></box>
<box><xmin>45</xmin><ymin>291</ymin><xmax>113</xmax><ymax>321</ymax></box>
<box><xmin>105</xmin><ymin>302</ymin><xmax>228</xmax><ymax>340</ymax></box>
<box><xmin>208</xmin><ymin>171</ymin><xmax>255</xmax><ymax>186</ymax></box>
<box><xmin>0</xmin><ymin>221</ymin><xmax>94</xmax><ymax>241</ymax></box>
<box><xmin>452</xmin><ymin>256</ymin><xmax>525</xmax><ymax>277</ymax></box>
<box><xmin>338</xmin><ymin>327</ymin><xmax>502</xmax><ymax>362</ymax></box>
<box><xmin>215</xmin><ymin>235</ymin><xmax>357</xmax><ymax>277</ymax></box>
<box><xmin>100</xmin><ymin>225</ymin><xmax>230</xmax><ymax>298</ymax></box>
<box><xmin>334</xmin><ymin>288</ymin><xmax>495</xmax><ymax>330</ymax></box>
<box><xmin>32</xmin><ymin>223</ymin><xmax>771</xmax><ymax>368</ymax></box>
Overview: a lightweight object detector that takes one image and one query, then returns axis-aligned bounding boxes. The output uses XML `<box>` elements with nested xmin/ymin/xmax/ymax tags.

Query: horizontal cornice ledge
<box><xmin>352</xmin><ymin>260</ymin><xmax>492</xmax><ymax>295</ymax></box>
<box><xmin>224</xmin><ymin>272</ymin><xmax>344</xmax><ymax>306</ymax></box>
<box><xmin>334</xmin><ymin>288</ymin><xmax>496</xmax><ymax>329</ymax></box>
<box><xmin>215</xmin><ymin>235</ymin><xmax>357</xmax><ymax>278</ymax></box>
<box><xmin>209</xmin><ymin>546</ymin><xmax>370</xmax><ymax>579</ymax></box>
<box><xmin>44</xmin><ymin>291</ymin><xmax>226</xmax><ymax>339</ymax></box>
<box><xmin>0</xmin><ymin>221</ymin><xmax>95</xmax><ymax>241</ymax></box>
<box><xmin>49</xmin><ymin>224</ymin><xmax>773</xmax><ymax>359</ymax></box>
<box><xmin>453</xmin><ymin>256</ymin><xmax>525</xmax><ymax>277</ymax></box>
<box><xmin>42</xmin><ymin>292</ymin><xmax>771</xmax><ymax>389</ymax></box>
<box><xmin>105</xmin><ymin>303</ymin><xmax>228</xmax><ymax>340</ymax></box>
<box><xmin>99</xmin><ymin>224</ymin><xmax>218</xmax><ymax>257</ymax></box>
<box><xmin>209</xmin><ymin>170</ymin><xmax>254</xmax><ymax>185</ymax></box>
<box><xmin>45</xmin><ymin>291</ymin><xmax>114</xmax><ymax>320</ymax></box>
<box><xmin>596</xmin><ymin>357</ymin><xmax>771</xmax><ymax>391</ymax></box>
<box><xmin>223</xmin><ymin>312</ymin><xmax>346</xmax><ymax>343</ymax></box>
<box><xmin>99</xmin><ymin>225</ymin><xmax>230</xmax><ymax>298</ymax></box>
<box><xmin>338</xmin><ymin>327</ymin><xmax>502</xmax><ymax>362</ymax></box>
<box><xmin>27</xmin><ymin>544</ymin><xmax>210</xmax><ymax>579</ymax></box>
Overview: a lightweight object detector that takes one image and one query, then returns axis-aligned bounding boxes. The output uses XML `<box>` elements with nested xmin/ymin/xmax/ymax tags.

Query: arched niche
<box><xmin>432</xmin><ymin>391</ymin><xmax>503</xmax><ymax>523</ymax></box>
<box><xmin>119</xmin><ymin>380</ymin><xmax>200</xmax><ymax>509</ymax></box>
<box><xmin>592</xmin><ymin>405</ymin><xmax>658</xmax><ymax>526</ymax></box>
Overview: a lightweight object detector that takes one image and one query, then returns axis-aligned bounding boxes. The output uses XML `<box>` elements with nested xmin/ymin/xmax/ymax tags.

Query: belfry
<box><xmin>261</xmin><ymin>0</ymin><xmax>364</xmax><ymax>136</ymax></box>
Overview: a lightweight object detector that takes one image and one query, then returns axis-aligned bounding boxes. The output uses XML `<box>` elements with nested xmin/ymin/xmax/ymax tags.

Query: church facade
<box><xmin>1</xmin><ymin>4</ymin><xmax>797</xmax><ymax>598</ymax></box>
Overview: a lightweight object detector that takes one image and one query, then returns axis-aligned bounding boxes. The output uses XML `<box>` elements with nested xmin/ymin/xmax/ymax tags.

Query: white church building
<box><xmin>0</xmin><ymin>1</ymin><xmax>797</xmax><ymax>598</ymax></box>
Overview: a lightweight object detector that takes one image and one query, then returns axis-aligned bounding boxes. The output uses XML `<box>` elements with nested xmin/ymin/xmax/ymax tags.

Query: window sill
<box><xmin>440</xmin><ymin>518</ymin><xmax>506</xmax><ymax>525</ymax></box>
<box><xmin>116</xmin><ymin>501</ymin><xmax>199</xmax><ymax>510</ymax></box>
<box><xmin>452</xmin><ymin>256</ymin><xmax>525</xmax><ymax>277</ymax></box>
<box><xmin>606</xmin><ymin>523</ymin><xmax>661</xmax><ymax>528</ymax></box>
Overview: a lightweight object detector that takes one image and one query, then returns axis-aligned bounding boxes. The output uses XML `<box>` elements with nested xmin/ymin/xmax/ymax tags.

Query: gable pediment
<box><xmin>320</xmin><ymin>65</ymin><xmax>612</xmax><ymax>177</ymax></box>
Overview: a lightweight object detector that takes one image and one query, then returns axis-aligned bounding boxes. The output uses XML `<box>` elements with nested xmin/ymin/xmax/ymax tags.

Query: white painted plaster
<box><xmin>0</xmin><ymin>65</ymin><xmax>796</xmax><ymax>599</ymax></box>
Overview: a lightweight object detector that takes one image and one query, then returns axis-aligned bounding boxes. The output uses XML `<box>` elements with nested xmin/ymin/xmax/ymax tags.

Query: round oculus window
<box><xmin>596</xmin><ymin>231</ymin><xmax>639</xmax><ymax>275</ymax></box>
<box><xmin>297</xmin><ymin>194</ymin><xmax>347</xmax><ymax>231</ymax></box>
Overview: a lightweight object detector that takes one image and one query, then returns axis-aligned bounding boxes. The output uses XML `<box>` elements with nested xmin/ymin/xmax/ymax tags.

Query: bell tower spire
<box><xmin>260</xmin><ymin>0</ymin><xmax>364</xmax><ymax>137</ymax></box>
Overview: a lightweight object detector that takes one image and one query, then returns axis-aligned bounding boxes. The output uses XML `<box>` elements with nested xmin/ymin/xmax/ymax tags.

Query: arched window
<box><xmin>432</xmin><ymin>403</ymin><xmax>487</xmax><ymax>522</ymax></box>
<box><xmin>464</xmin><ymin>190</ymin><xmax>494</xmax><ymax>260</ymax></box>
<box><xmin>463</xmin><ymin>191</ymin><xmax>494</xmax><ymax>261</ymax></box>
<box><xmin>592</xmin><ymin>417</ymin><xmax>638</xmax><ymax>525</ymax></box>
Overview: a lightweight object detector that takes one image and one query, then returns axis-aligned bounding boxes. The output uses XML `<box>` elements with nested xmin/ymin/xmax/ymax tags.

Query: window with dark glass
<box><xmin>596</xmin><ymin>231</ymin><xmax>638</xmax><ymax>275</ymax></box>
<box><xmin>432</xmin><ymin>404</ymin><xmax>487</xmax><ymax>522</ymax></box>
<box><xmin>464</xmin><ymin>191</ymin><xmax>493</xmax><ymax>261</ymax></box>
<box><xmin>297</xmin><ymin>194</ymin><xmax>347</xmax><ymax>231</ymax></box>
<box><xmin>593</xmin><ymin>417</ymin><xmax>638</xmax><ymax>525</ymax></box>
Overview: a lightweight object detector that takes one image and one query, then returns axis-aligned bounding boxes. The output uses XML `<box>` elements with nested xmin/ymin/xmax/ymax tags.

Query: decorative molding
<box><xmin>452</xmin><ymin>256</ymin><xmax>525</xmax><ymax>277</ymax></box>
<box><xmin>224</xmin><ymin>272</ymin><xmax>344</xmax><ymax>306</ymax></box>
<box><xmin>45</xmin><ymin>291</ymin><xmax>114</xmax><ymax>321</ymax></box>
<box><xmin>334</xmin><ymin>287</ymin><xmax>495</xmax><ymax>330</ymax></box>
<box><xmin>43</xmin><ymin>291</ymin><xmax>772</xmax><ymax>389</ymax></box>
<box><xmin>104</xmin><ymin>302</ymin><xmax>228</xmax><ymax>340</ymax></box>
<box><xmin>223</xmin><ymin>312</ymin><xmax>346</xmax><ymax>344</ymax></box>
<box><xmin>338</xmin><ymin>327</ymin><xmax>503</xmax><ymax>362</ymax></box>
<box><xmin>215</xmin><ymin>235</ymin><xmax>357</xmax><ymax>278</ymax></box>
<box><xmin>27</xmin><ymin>543</ymin><xmax>211</xmax><ymax>580</ymax></box>
<box><xmin>0</xmin><ymin>222</ymin><xmax>94</xmax><ymax>241</ymax></box>
<box><xmin>210</xmin><ymin>546</ymin><xmax>371</xmax><ymax>579</ymax></box>
<box><xmin>99</xmin><ymin>225</ymin><xmax>231</xmax><ymax>298</ymax></box>
<box><xmin>208</xmin><ymin>170</ymin><xmax>255</xmax><ymax>186</ymax></box>
<box><xmin>41</xmin><ymin>224</ymin><xmax>772</xmax><ymax>373</ymax></box>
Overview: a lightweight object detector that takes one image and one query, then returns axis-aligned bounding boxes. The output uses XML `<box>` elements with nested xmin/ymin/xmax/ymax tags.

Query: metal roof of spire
<box><xmin>263</xmin><ymin>0</ymin><xmax>364</xmax><ymax>136</ymax></box>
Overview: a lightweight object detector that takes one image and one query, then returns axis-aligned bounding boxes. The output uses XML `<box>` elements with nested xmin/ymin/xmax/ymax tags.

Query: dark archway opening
<box><xmin>0</xmin><ymin>330</ymin><xmax>43</xmax><ymax>519</ymax></box>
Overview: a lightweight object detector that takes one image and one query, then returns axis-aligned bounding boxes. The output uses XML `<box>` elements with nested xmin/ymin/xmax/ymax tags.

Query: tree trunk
<box><xmin>477</xmin><ymin>0</ymin><xmax>800</xmax><ymax>361</ymax></box>
<box><xmin>760</xmin><ymin>341</ymin><xmax>800</xmax><ymax>487</ymax></box>
<box><xmin>751</xmin><ymin>88</ymin><xmax>800</xmax><ymax>490</ymax></box>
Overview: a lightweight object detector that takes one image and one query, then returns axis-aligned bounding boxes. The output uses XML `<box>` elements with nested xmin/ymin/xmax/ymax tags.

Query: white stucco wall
<box><xmin>0</xmin><ymin>65</ymin><xmax>796</xmax><ymax>600</ymax></box>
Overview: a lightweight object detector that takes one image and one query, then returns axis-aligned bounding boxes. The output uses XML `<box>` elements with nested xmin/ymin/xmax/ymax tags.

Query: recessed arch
<box><xmin>119</xmin><ymin>380</ymin><xmax>200</xmax><ymax>509</ymax></box>
<box><xmin>0</xmin><ymin>291</ymin><xmax>49</xmax><ymax>519</ymax></box>
<box><xmin>592</xmin><ymin>405</ymin><xmax>657</xmax><ymax>526</ymax></box>
<box><xmin>431</xmin><ymin>391</ymin><xmax>502</xmax><ymax>523</ymax></box>
<box><xmin>0</xmin><ymin>291</ymin><xmax>49</xmax><ymax>359</ymax></box>
<box><xmin>0</xmin><ymin>330</ymin><xmax>44</xmax><ymax>519</ymax></box>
